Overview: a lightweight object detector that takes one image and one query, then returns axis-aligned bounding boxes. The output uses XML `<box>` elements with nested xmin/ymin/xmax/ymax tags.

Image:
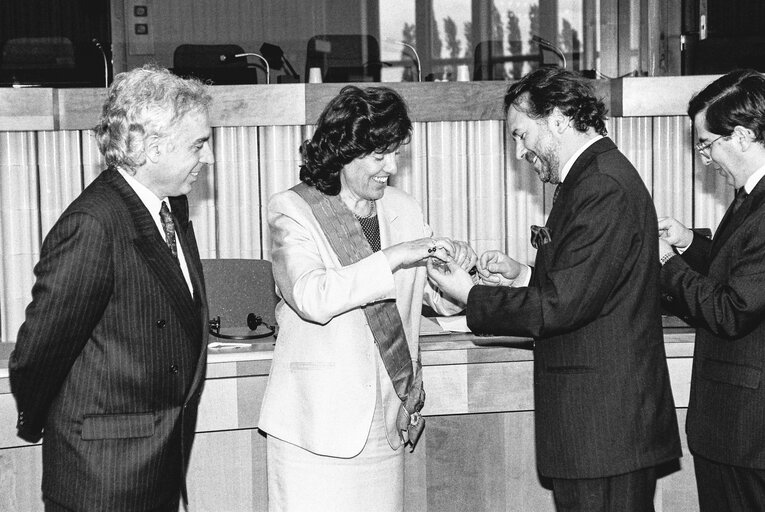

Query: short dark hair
<box><xmin>300</xmin><ymin>85</ymin><xmax>412</xmax><ymax>195</ymax></box>
<box><xmin>504</xmin><ymin>67</ymin><xmax>608</xmax><ymax>136</ymax></box>
<box><xmin>688</xmin><ymin>69</ymin><xmax>765</xmax><ymax>143</ymax></box>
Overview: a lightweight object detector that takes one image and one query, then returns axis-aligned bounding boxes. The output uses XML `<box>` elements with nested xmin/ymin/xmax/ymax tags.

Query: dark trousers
<box><xmin>695</xmin><ymin>455</ymin><xmax>765</xmax><ymax>512</ymax></box>
<box><xmin>551</xmin><ymin>466</ymin><xmax>657</xmax><ymax>512</ymax></box>
<box><xmin>44</xmin><ymin>496</ymin><xmax>181</xmax><ymax>512</ymax></box>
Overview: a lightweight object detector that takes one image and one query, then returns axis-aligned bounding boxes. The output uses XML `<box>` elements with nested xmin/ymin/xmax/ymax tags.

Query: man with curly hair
<box><xmin>428</xmin><ymin>67</ymin><xmax>681</xmax><ymax>511</ymax></box>
<box><xmin>10</xmin><ymin>65</ymin><xmax>214</xmax><ymax>512</ymax></box>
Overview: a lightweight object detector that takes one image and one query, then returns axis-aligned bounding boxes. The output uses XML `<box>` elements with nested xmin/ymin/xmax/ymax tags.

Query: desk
<box><xmin>0</xmin><ymin>331</ymin><xmax>696</xmax><ymax>511</ymax></box>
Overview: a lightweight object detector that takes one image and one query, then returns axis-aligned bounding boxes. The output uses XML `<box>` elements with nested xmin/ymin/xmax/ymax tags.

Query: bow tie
<box><xmin>530</xmin><ymin>225</ymin><xmax>552</xmax><ymax>249</ymax></box>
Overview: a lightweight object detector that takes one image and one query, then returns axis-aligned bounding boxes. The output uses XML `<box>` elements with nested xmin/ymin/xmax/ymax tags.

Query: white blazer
<box><xmin>258</xmin><ymin>186</ymin><xmax>462</xmax><ymax>457</ymax></box>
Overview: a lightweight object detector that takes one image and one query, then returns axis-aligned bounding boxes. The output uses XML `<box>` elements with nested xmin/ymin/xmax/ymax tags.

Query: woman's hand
<box><xmin>383</xmin><ymin>237</ymin><xmax>453</xmax><ymax>272</ymax></box>
<box><xmin>448</xmin><ymin>239</ymin><xmax>478</xmax><ymax>272</ymax></box>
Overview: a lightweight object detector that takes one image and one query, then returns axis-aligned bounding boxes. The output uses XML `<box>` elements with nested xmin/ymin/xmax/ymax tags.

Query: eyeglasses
<box><xmin>695</xmin><ymin>135</ymin><xmax>727</xmax><ymax>157</ymax></box>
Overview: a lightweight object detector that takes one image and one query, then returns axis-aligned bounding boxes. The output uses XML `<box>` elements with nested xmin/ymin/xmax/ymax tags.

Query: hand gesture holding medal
<box><xmin>382</xmin><ymin>236</ymin><xmax>454</xmax><ymax>271</ymax></box>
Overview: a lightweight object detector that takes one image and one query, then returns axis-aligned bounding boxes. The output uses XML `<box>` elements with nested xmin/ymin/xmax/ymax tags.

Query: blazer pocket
<box><xmin>700</xmin><ymin>358</ymin><xmax>761</xmax><ymax>389</ymax></box>
<box><xmin>81</xmin><ymin>412</ymin><xmax>155</xmax><ymax>440</ymax></box>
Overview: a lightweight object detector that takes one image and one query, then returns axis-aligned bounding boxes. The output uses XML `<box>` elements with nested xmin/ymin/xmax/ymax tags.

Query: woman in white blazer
<box><xmin>258</xmin><ymin>86</ymin><xmax>471</xmax><ymax>511</ymax></box>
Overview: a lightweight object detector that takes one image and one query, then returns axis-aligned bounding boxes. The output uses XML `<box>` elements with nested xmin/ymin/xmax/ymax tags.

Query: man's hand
<box><xmin>477</xmin><ymin>250</ymin><xmax>521</xmax><ymax>286</ymax></box>
<box><xmin>658</xmin><ymin>217</ymin><xmax>693</xmax><ymax>249</ymax></box>
<box><xmin>426</xmin><ymin>257</ymin><xmax>474</xmax><ymax>305</ymax></box>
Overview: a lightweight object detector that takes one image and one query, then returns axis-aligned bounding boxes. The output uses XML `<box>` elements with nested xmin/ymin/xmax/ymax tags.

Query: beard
<box><xmin>526</xmin><ymin>138</ymin><xmax>561</xmax><ymax>184</ymax></box>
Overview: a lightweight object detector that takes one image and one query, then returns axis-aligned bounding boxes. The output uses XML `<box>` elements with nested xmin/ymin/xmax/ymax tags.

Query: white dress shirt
<box><xmin>117</xmin><ymin>168</ymin><xmax>193</xmax><ymax>294</ymax></box>
<box><xmin>511</xmin><ymin>135</ymin><xmax>603</xmax><ymax>287</ymax></box>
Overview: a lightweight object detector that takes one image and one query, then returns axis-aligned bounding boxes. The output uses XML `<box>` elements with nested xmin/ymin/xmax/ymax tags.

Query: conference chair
<box><xmin>201</xmin><ymin>259</ymin><xmax>279</xmax><ymax>339</ymax></box>
<box><xmin>305</xmin><ymin>34</ymin><xmax>382</xmax><ymax>83</ymax></box>
<box><xmin>0</xmin><ymin>36</ymin><xmax>77</xmax><ymax>86</ymax></box>
<box><xmin>172</xmin><ymin>44</ymin><xmax>260</xmax><ymax>85</ymax></box>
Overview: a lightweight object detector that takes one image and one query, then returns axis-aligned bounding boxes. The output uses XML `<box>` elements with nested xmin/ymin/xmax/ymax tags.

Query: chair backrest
<box><xmin>305</xmin><ymin>34</ymin><xmax>381</xmax><ymax>83</ymax></box>
<box><xmin>0</xmin><ymin>36</ymin><xmax>78</xmax><ymax>85</ymax></box>
<box><xmin>201</xmin><ymin>259</ymin><xmax>279</xmax><ymax>328</ymax></box>
<box><xmin>172</xmin><ymin>44</ymin><xmax>259</xmax><ymax>85</ymax></box>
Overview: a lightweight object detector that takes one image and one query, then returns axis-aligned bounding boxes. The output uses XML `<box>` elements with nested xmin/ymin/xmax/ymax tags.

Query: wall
<box><xmin>0</xmin><ymin>77</ymin><xmax>729</xmax><ymax>342</ymax></box>
<box><xmin>114</xmin><ymin>0</ymin><xmax>369</xmax><ymax>82</ymax></box>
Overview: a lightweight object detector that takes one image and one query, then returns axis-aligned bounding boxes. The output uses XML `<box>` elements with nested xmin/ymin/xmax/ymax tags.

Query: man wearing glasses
<box><xmin>658</xmin><ymin>69</ymin><xmax>765</xmax><ymax>511</ymax></box>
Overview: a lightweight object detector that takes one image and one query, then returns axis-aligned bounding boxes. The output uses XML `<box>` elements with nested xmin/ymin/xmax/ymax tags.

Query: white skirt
<box><xmin>266</xmin><ymin>384</ymin><xmax>404</xmax><ymax>512</ymax></box>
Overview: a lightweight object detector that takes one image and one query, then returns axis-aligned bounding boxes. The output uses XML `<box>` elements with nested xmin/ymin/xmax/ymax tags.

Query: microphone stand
<box><xmin>532</xmin><ymin>35</ymin><xmax>566</xmax><ymax>69</ymax></box>
<box><xmin>232</xmin><ymin>53</ymin><xmax>270</xmax><ymax>84</ymax></box>
<box><xmin>92</xmin><ymin>38</ymin><xmax>109</xmax><ymax>88</ymax></box>
<box><xmin>385</xmin><ymin>39</ymin><xmax>421</xmax><ymax>82</ymax></box>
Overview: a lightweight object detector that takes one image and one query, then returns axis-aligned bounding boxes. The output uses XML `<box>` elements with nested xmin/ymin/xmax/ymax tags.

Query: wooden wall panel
<box><xmin>0</xmin><ymin>132</ymin><xmax>40</xmax><ymax>342</ymax></box>
<box><xmin>653</xmin><ymin>116</ymin><xmax>694</xmax><ymax>224</ymax></box>
<box><xmin>0</xmin><ymin>111</ymin><xmax>736</xmax><ymax>344</ymax></box>
<box><xmin>426</xmin><ymin>122</ymin><xmax>470</xmax><ymax>244</ymax></box>
<box><xmin>468</xmin><ymin>120</ymin><xmax>506</xmax><ymax>255</ymax></box>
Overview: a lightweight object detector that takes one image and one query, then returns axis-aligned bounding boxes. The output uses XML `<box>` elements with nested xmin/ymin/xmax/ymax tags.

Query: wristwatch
<box><xmin>660</xmin><ymin>252</ymin><xmax>675</xmax><ymax>266</ymax></box>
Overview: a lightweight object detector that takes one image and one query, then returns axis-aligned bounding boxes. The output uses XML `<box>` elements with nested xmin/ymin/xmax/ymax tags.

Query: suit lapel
<box><xmin>547</xmin><ymin>138</ymin><xmax>615</xmax><ymax>226</ymax></box>
<box><xmin>377</xmin><ymin>197</ymin><xmax>399</xmax><ymax>247</ymax></box>
<box><xmin>711</xmin><ymin>180</ymin><xmax>765</xmax><ymax>260</ymax></box>
<box><xmin>169</xmin><ymin>196</ymin><xmax>210</xmax><ymax>398</ymax></box>
<box><xmin>104</xmin><ymin>170</ymin><xmax>201</xmax><ymax>342</ymax></box>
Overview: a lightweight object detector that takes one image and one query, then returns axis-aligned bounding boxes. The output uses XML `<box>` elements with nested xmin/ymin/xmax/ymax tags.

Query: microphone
<box><xmin>220</xmin><ymin>52</ymin><xmax>270</xmax><ymax>84</ymax></box>
<box><xmin>385</xmin><ymin>39</ymin><xmax>421</xmax><ymax>82</ymax></box>
<box><xmin>531</xmin><ymin>35</ymin><xmax>566</xmax><ymax>69</ymax></box>
<box><xmin>92</xmin><ymin>38</ymin><xmax>109</xmax><ymax>88</ymax></box>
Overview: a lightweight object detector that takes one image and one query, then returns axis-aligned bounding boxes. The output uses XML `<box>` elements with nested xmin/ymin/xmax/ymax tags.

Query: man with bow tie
<box><xmin>428</xmin><ymin>67</ymin><xmax>680</xmax><ymax>511</ymax></box>
<box><xmin>658</xmin><ymin>70</ymin><xmax>765</xmax><ymax>512</ymax></box>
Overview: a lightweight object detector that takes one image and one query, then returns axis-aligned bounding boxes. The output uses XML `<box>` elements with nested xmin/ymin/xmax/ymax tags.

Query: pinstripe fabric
<box><xmin>467</xmin><ymin>139</ymin><xmax>682</xmax><ymax>479</ymax></box>
<box><xmin>9</xmin><ymin>168</ymin><xmax>208</xmax><ymax>512</ymax></box>
<box><xmin>662</xmin><ymin>177</ymin><xmax>765</xmax><ymax>469</ymax></box>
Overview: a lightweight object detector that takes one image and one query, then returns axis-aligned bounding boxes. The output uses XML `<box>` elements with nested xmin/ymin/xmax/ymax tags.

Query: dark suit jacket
<box><xmin>9</xmin><ymin>168</ymin><xmax>209</xmax><ymax>511</ymax></box>
<box><xmin>467</xmin><ymin>138</ymin><xmax>681</xmax><ymax>479</ymax></box>
<box><xmin>662</xmin><ymin>175</ymin><xmax>765</xmax><ymax>469</ymax></box>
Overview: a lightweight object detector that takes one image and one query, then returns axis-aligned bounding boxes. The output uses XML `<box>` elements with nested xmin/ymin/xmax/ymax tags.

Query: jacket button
<box><xmin>169</xmin><ymin>364</ymin><xmax>179</xmax><ymax>374</ymax></box>
<box><xmin>156</xmin><ymin>319</ymin><xmax>166</xmax><ymax>328</ymax></box>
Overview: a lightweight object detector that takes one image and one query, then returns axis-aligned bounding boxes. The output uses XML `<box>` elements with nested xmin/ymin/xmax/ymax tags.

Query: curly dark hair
<box><xmin>503</xmin><ymin>67</ymin><xmax>608</xmax><ymax>136</ymax></box>
<box><xmin>299</xmin><ymin>85</ymin><xmax>412</xmax><ymax>195</ymax></box>
<box><xmin>688</xmin><ymin>69</ymin><xmax>765</xmax><ymax>143</ymax></box>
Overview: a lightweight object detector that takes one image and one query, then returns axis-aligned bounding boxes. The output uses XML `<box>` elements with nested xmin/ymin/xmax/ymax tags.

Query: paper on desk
<box><xmin>435</xmin><ymin>315</ymin><xmax>471</xmax><ymax>333</ymax></box>
<box><xmin>419</xmin><ymin>316</ymin><xmax>445</xmax><ymax>335</ymax></box>
<box><xmin>208</xmin><ymin>341</ymin><xmax>252</xmax><ymax>350</ymax></box>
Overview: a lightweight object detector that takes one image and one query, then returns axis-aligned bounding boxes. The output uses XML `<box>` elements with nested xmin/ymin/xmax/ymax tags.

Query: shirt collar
<box><xmin>743</xmin><ymin>161</ymin><xmax>765</xmax><ymax>194</ymax></box>
<box><xmin>559</xmin><ymin>135</ymin><xmax>604</xmax><ymax>184</ymax></box>
<box><xmin>116</xmin><ymin>167</ymin><xmax>167</xmax><ymax>216</ymax></box>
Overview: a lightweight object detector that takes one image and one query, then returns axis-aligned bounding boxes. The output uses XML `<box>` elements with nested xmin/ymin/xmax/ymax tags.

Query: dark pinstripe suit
<box><xmin>467</xmin><ymin>138</ymin><xmax>682</xmax><ymax>479</ymax></box>
<box><xmin>10</xmin><ymin>168</ymin><xmax>208</xmax><ymax>511</ymax></box>
<box><xmin>662</xmin><ymin>176</ymin><xmax>765</xmax><ymax>469</ymax></box>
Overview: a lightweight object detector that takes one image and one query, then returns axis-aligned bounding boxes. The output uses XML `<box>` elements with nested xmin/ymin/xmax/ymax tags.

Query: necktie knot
<box><xmin>553</xmin><ymin>184</ymin><xmax>561</xmax><ymax>204</ymax></box>
<box><xmin>733</xmin><ymin>188</ymin><xmax>748</xmax><ymax>213</ymax></box>
<box><xmin>159</xmin><ymin>202</ymin><xmax>178</xmax><ymax>260</ymax></box>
